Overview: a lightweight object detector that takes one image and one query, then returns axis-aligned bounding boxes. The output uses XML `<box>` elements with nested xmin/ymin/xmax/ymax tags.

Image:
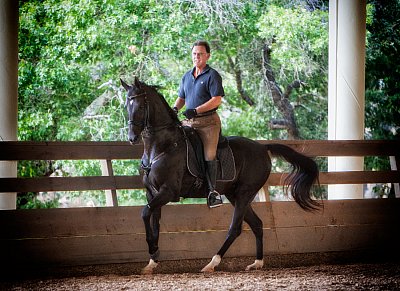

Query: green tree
<box><xmin>365</xmin><ymin>0</ymin><xmax>400</xmax><ymax>141</ymax></box>
<box><xmin>364</xmin><ymin>0</ymin><xmax>400</xmax><ymax>172</ymax></box>
<box><xmin>24</xmin><ymin>0</ymin><xmax>397</xmax><ymax>206</ymax></box>
<box><xmin>257</xmin><ymin>5</ymin><xmax>328</xmax><ymax>140</ymax></box>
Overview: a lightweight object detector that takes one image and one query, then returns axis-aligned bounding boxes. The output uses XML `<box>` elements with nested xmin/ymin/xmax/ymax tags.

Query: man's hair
<box><xmin>192</xmin><ymin>40</ymin><xmax>210</xmax><ymax>53</ymax></box>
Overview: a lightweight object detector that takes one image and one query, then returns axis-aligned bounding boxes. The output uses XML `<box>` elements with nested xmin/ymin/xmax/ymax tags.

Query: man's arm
<box><xmin>174</xmin><ymin>97</ymin><xmax>185</xmax><ymax>110</ymax></box>
<box><xmin>195</xmin><ymin>96</ymin><xmax>222</xmax><ymax>114</ymax></box>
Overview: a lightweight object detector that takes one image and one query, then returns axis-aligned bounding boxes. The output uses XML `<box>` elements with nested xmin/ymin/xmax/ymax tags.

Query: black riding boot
<box><xmin>206</xmin><ymin>160</ymin><xmax>223</xmax><ymax>208</ymax></box>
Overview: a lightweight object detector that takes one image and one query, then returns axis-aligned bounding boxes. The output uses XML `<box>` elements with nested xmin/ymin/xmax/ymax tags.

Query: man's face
<box><xmin>192</xmin><ymin>45</ymin><xmax>210</xmax><ymax>68</ymax></box>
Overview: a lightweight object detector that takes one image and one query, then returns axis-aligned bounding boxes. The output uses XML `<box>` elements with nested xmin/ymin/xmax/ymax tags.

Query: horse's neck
<box><xmin>143</xmin><ymin>92</ymin><xmax>181</xmax><ymax>156</ymax></box>
<box><xmin>148</xmin><ymin>93</ymin><xmax>174</xmax><ymax>128</ymax></box>
<box><xmin>142</xmin><ymin>126</ymin><xmax>181</xmax><ymax>158</ymax></box>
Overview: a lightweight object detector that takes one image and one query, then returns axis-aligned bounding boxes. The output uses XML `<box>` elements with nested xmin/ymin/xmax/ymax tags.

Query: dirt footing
<box><xmin>2</xmin><ymin>250</ymin><xmax>399</xmax><ymax>282</ymax></box>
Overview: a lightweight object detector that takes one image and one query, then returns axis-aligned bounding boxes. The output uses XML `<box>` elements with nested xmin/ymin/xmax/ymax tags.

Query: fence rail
<box><xmin>0</xmin><ymin>140</ymin><xmax>399</xmax><ymax>199</ymax></box>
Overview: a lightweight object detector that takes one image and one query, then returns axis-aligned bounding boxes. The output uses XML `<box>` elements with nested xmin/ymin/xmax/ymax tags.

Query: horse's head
<box><xmin>121</xmin><ymin>77</ymin><xmax>147</xmax><ymax>144</ymax></box>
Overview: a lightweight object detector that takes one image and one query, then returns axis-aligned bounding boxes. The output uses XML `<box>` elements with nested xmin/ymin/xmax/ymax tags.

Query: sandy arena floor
<box><xmin>2</xmin><ymin>262</ymin><xmax>400</xmax><ymax>290</ymax></box>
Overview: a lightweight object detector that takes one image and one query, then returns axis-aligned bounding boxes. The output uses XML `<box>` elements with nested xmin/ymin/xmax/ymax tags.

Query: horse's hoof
<box><xmin>245</xmin><ymin>259</ymin><xmax>264</xmax><ymax>271</ymax></box>
<box><xmin>201</xmin><ymin>266</ymin><xmax>215</xmax><ymax>273</ymax></box>
<box><xmin>201</xmin><ymin>254</ymin><xmax>221</xmax><ymax>273</ymax></box>
<box><xmin>141</xmin><ymin>259</ymin><xmax>158</xmax><ymax>275</ymax></box>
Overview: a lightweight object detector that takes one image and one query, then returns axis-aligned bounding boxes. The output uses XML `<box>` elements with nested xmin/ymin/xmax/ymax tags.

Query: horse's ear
<box><xmin>134</xmin><ymin>76</ymin><xmax>141</xmax><ymax>88</ymax></box>
<box><xmin>120</xmin><ymin>78</ymin><xmax>131</xmax><ymax>91</ymax></box>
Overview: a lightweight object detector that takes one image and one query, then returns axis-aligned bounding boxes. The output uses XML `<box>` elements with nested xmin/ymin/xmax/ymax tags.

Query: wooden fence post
<box><xmin>100</xmin><ymin>159</ymin><xmax>118</xmax><ymax>206</ymax></box>
<box><xmin>389</xmin><ymin>156</ymin><xmax>400</xmax><ymax>198</ymax></box>
<box><xmin>256</xmin><ymin>185</ymin><xmax>270</xmax><ymax>202</ymax></box>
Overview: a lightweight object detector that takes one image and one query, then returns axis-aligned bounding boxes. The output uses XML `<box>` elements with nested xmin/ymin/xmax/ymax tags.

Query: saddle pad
<box><xmin>186</xmin><ymin>139</ymin><xmax>236</xmax><ymax>182</ymax></box>
<box><xmin>216</xmin><ymin>144</ymin><xmax>236</xmax><ymax>181</ymax></box>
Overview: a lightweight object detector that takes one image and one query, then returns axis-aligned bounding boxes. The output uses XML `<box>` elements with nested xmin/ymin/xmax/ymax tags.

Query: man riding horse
<box><xmin>173</xmin><ymin>40</ymin><xmax>224</xmax><ymax>208</ymax></box>
<box><xmin>121</xmin><ymin>42</ymin><xmax>320</xmax><ymax>274</ymax></box>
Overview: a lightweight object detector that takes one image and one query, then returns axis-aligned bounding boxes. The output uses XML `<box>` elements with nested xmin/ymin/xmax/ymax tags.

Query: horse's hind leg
<box><xmin>244</xmin><ymin>206</ymin><xmax>264</xmax><ymax>271</ymax></box>
<box><xmin>201</xmin><ymin>194</ymin><xmax>253</xmax><ymax>272</ymax></box>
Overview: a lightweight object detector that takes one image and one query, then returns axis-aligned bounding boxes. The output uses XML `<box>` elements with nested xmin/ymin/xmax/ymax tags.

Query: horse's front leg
<box><xmin>141</xmin><ymin>205</ymin><xmax>157</xmax><ymax>274</ymax></box>
<box><xmin>141</xmin><ymin>186</ymin><xmax>173</xmax><ymax>275</ymax></box>
<box><xmin>151</xmin><ymin>207</ymin><xmax>162</xmax><ymax>251</ymax></box>
<box><xmin>141</xmin><ymin>205</ymin><xmax>161</xmax><ymax>274</ymax></box>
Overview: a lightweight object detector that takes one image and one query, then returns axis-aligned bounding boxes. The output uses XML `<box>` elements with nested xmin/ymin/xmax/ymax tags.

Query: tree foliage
<box><xmin>365</xmin><ymin>0</ymin><xmax>400</xmax><ymax>140</ymax></box>
<box><xmin>363</xmin><ymin>0</ymin><xmax>400</xmax><ymax>171</ymax></box>
<box><xmin>257</xmin><ymin>5</ymin><xmax>328</xmax><ymax>139</ymax></box>
<box><xmin>17</xmin><ymin>0</ymin><xmax>398</xmax><ymax>207</ymax></box>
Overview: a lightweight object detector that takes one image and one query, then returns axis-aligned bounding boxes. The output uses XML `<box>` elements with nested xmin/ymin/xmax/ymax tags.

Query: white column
<box><xmin>0</xmin><ymin>1</ymin><xmax>18</xmax><ymax>209</ymax></box>
<box><xmin>328</xmin><ymin>0</ymin><xmax>366</xmax><ymax>199</ymax></box>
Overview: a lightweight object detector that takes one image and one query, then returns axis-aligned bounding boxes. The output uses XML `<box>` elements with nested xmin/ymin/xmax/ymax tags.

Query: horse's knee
<box><xmin>141</xmin><ymin>204</ymin><xmax>151</xmax><ymax>221</ymax></box>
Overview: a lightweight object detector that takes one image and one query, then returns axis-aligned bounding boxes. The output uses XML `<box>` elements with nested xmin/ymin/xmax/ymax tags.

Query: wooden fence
<box><xmin>0</xmin><ymin>140</ymin><xmax>399</xmax><ymax>271</ymax></box>
<box><xmin>0</xmin><ymin>140</ymin><xmax>399</xmax><ymax>199</ymax></box>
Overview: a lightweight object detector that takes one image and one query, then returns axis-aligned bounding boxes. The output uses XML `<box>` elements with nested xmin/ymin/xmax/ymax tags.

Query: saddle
<box><xmin>183</xmin><ymin>126</ymin><xmax>236</xmax><ymax>182</ymax></box>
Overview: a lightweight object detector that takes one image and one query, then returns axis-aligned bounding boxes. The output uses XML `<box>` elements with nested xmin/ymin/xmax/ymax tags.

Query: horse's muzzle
<box><xmin>129</xmin><ymin>135</ymin><xmax>140</xmax><ymax>145</ymax></box>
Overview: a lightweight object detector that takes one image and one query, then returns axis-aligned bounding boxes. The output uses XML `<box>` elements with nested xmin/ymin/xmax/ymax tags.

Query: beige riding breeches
<box><xmin>182</xmin><ymin>112</ymin><xmax>221</xmax><ymax>161</ymax></box>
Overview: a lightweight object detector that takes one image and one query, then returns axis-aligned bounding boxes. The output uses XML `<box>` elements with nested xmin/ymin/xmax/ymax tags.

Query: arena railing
<box><xmin>0</xmin><ymin>139</ymin><xmax>399</xmax><ymax>206</ymax></box>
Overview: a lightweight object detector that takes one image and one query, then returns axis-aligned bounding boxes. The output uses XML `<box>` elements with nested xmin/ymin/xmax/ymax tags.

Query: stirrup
<box><xmin>207</xmin><ymin>191</ymin><xmax>223</xmax><ymax>208</ymax></box>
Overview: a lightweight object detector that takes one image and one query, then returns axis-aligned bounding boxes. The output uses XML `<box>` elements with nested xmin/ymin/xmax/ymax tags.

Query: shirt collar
<box><xmin>192</xmin><ymin>64</ymin><xmax>210</xmax><ymax>77</ymax></box>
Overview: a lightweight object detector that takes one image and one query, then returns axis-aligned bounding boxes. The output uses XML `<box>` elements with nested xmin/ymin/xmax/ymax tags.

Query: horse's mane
<box><xmin>141</xmin><ymin>81</ymin><xmax>181</xmax><ymax>125</ymax></box>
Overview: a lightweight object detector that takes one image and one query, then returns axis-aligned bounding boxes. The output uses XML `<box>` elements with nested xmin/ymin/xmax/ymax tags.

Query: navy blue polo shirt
<box><xmin>178</xmin><ymin>65</ymin><xmax>224</xmax><ymax>110</ymax></box>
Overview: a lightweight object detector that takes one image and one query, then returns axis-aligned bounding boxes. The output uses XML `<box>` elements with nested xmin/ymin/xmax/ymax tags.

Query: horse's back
<box><xmin>227</xmin><ymin>136</ymin><xmax>267</xmax><ymax>156</ymax></box>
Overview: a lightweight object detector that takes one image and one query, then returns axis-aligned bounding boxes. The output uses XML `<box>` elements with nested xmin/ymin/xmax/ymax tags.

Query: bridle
<box><xmin>125</xmin><ymin>85</ymin><xmax>184</xmax><ymax>182</ymax></box>
<box><xmin>126</xmin><ymin>90</ymin><xmax>177</xmax><ymax>136</ymax></box>
<box><xmin>127</xmin><ymin>91</ymin><xmax>149</xmax><ymax>131</ymax></box>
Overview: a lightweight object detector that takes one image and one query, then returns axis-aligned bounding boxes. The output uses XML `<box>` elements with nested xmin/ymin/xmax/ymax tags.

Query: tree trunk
<box><xmin>262</xmin><ymin>43</ymin><xmax>301</xmax><ymax>140</ymax></box>
<box><xmin>227</xmin><ymin>55</ymin><xmax>255</xmax><ymax>106</ymax></box>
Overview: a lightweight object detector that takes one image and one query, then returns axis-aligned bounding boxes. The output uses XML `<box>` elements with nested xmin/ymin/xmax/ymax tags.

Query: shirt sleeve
<box><xmin>209</xmin><ymin>70</ymin><xmax>225</xmax><ymax>98</ymax></box>
<box><xmin>178</xmin><ymin>75</ymin><xmax>186</xmax><ymax>99</ymax></box>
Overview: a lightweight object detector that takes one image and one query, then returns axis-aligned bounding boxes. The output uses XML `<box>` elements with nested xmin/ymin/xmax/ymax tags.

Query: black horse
<box><xmin>121</xmin><ymin>78</ymin><xmax>320</xmax><ymax>274</ymax></box>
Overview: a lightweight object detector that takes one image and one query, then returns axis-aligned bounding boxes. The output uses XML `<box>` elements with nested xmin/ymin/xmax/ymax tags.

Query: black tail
<box><xmin>266</xmin><ymin>144</ymin><xmax>321</xmax><ymax>211</ymax></box>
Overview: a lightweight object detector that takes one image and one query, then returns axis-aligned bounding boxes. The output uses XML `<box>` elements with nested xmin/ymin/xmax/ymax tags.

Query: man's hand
<box><xmin>183</xmin><ymin>109</ymin><xmax>197</xmax><ymax>119</ymax></box>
